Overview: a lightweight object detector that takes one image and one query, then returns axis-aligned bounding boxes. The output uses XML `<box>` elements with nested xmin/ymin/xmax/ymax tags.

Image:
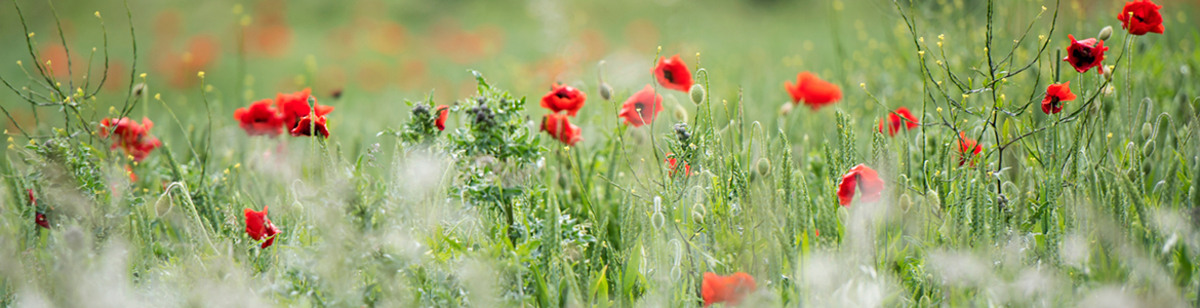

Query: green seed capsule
<box><xmin>689</xmin><ymin>84</ymin><xmax>705</xmax><ymax>105</ymax></box>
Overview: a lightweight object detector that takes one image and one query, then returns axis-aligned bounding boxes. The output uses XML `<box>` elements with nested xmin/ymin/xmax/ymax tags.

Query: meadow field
<box><xmin>1</xmin><ymin>0</ymin><xmax>1199</xmax><ymax>306</ymax></box>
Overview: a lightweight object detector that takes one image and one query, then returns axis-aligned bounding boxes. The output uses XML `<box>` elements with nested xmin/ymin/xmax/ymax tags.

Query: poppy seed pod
<box><xmin>1098</xmin><ymin>26</ymin><xmax>1114</xmax><ymax>41</ymax></box>
<box><xmin>599</xmin><ymin>83</ymin><xmax>613</xmax><ymax>101</ymax></box>
<box><xmin>689</xmin><ymin>84</ymin><xmax>706</xmax><ymax>105</ymax></box>
<box><xmin>755</xmin><ymin>158</ymin><xmax>771</xmax><ymax>177</ymax></box>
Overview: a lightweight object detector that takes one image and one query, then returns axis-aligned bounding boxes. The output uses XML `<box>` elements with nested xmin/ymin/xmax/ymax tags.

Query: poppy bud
<box><xmin>1142</xmin><ymin>122</ymin><xmax>1152</xmax><ymax>140</ymax></box>
<box><xmin>1098</xmin><ymin>26</ymin><xmax>1113</xmax><ymax>41</ymax></box>
<box><xmin>689</xmin><ymin>84</ymin><xmax>705</xmax><ymax>105</ymax></box>
<box><xmin>927</xmin><ymin>189</ymin><xmax>941</xmax><ymax>211</ymax></box>
<box><xmin>755</xmin><ymin>158</ymin><xmax>771</xmax><ymax>177</ymax></box>
<box><xmin>1103</xmin><ymin>66</ymin><xmax>1114</xmax><ymax>81</ymax></box>
<box><xmin>898</xmin><ymin>193</ymin><xmax>912</xmax><ymax>213</ymax></box>
<box><xmin>599</xmin><ymin>83</ymin><xmax>613</xmax><ymax>101</ymax></box>
<box><xmin>1143</xmin><ymin>139</ymin><xmax>1155</xmax><ymax>155</ymax></box>
<box><xmin>673</xmin><ymin>104</ymin><xmax>689</xmax><ymax>122</ymax></box>
<box><xmin>692</xmin><ymin>203</ymin><xmax>706</xmax><ymax>224</ymax></box>
<box><xmin>779</xmin><ymin>103</ymin><xmax>794</xmax><ymax>116</ymax></box>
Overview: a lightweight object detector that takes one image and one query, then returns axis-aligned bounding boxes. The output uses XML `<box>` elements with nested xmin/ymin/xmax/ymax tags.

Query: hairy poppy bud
<box><xmin>755</xmin><ymin>158</ymin><xmax>771</xmax><ymax>177</ymax></box>
<box><xmin>927</xmin><ymin>189</ymin><xmax>941</xmax><ymax>211</ymax></box>
<box><xmin>689</xmin><ymin>84</ymin><xmax>705</xmax><ymax>105</ymax></box>
<box><xmin>599</xmin><ymin>83</ymin><xmax>613</xmax><ymax>101</ymax></box>
<box><xmin>1143</xmin><ymin>139</ymin><xmax>1155</xmax><ymax>155</ymax></box>
<box><xmin>692</xmin><ymin>203</ymin><xmax>706</xmax><ymax>224</ymax></box>
<box><xmin>1098</xmin><ymin>26</ymin><xmax>1113</xmax><ymax>41</ymax></box>
<box><xmin>1142</xmin><ymin>122</ymin><xmax>1152</xmax><ymax>140</ymax></box>
<box><xmin>779</xmin><ymin>103</ymin><xmax>794</xmax><ymax>116</ymax></box>
<box><xmin>898</xmin><ymin>193</ymin><xmax>912</xmax><ymax>213</ymax></box>
<box><xmin>673</xmin><ymin>104</ymin><xmax>688</xmax><ymax>122</ymax></box>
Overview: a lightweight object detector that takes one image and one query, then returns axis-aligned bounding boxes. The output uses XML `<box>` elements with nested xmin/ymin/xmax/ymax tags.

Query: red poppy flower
<box><xmin>784</xmin><ymin>72</ymin><xmax>842</xmax><ymax>110</ymax></box>
<box><xmin>126</xmin><ymin>165</ymin><xmax>138</xmax><ymax>182</ymax></box>
<box><xmin>275</xmin><ymin>88</ymin><xmax>335</xmax><ymax>130</ymax></box>
<box><xmin>956</xmin><ymin>132</ymin><xmax>982</xmax><ymax>167</ymax></box>
<box><xmin>1041</xmin><ymin>82</ymin><xmax>1077</xmax><ymax>114</ymax></box>
<box><xmin>234</xmin><ymin>99</ymin><xmax>286</xmax><ymax>136</ymax></box>
<box><xmin>836</xmin><ymin>164</ymin><xmax>885</xmax><ymax>206</ymax></box>
<box><xmin>290</xmin><ymin>115</ymin><xmax>330</xmax><ymax>138</ymax></box>
<box><xmin>540</xmin><ymin>84</ymin><xmax>587</xmax><ymax>116</ymax></box>
<box><xmin>36</xmin><ymin>212</ymin><xmax>49</xmax><ymax>229</ymax></box>
<box><xmin>1118</xmin><ymin>0</ymin><xmax>1164</xmax><ymax>36</ymax></box>
<box><xmin>1063</xmin><ymin>35</ymin><xmax>1108</xmax><ymax>74</ymax></box>
<box><xmin>244</xmin><ymin>206</ymin><xmax>281</xmax><ymax>249</ymax></box>
<box><xmin>541</xmin><ymin>113</ymin><xmax>582</xmax><ymax>146</ymax></box>
<box><xmin>435</xmin><ymin>105</ymin><xmax>450</xmax><ymax>131</ymax></box>
<box><xmin>619</xmin><ymin>85</ymin><xmax>664</xmax><ymax>127</ymax></box>
<box><xmin>877</xmin><ymin>107</ymin><xmax>920</xmax><ymax>136</ymax></box>
<box><xmin>27</xmin><ymin>189</ymin><xmax>35</xmax><ymax>206</ymax></box>
<box><xmin>666</xmin><ymin>153</ymin><xmax>691</xmax><ymax>177</ymax></box>
<box><xmin>701</xmin><ymin>272</ymin><xmax>757</xmax><ymax>307</ymax></box>
<box><xmin>99</xmin><ymin>117</ymin><xmax>162</xmax><ymax>161</ymax></box>
<box><xmin>652</xmin><ymin>54</ymin><xmax>694</xmax><ymax>92</ymax></box>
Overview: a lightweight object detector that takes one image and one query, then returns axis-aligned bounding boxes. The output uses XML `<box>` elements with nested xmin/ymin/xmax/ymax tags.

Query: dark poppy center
<box><xmin>555</xmin><ymin>90</ymin><xmax>571</xmax><ymax>99</ymax></box>
<box><xmin>662</xmin><ymin>70</ymin><xmax>675</xmax><ymax>83</ymax></box>
<box><xmin>1049</xmin><ymin>97</ymin><xmax>1062</xmax><ymax>109</ymax></box>
<box><xmin>1072</xmin><ymin>47</ymin><xmax>1095</xmax><ymax>64</ymax></box>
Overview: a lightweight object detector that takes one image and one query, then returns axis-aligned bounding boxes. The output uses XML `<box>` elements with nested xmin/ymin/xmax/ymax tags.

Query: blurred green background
<box><xmin>0</xmin><ymin>0</ymin><xmax>1196</xmax><ymax>148</ymax></box>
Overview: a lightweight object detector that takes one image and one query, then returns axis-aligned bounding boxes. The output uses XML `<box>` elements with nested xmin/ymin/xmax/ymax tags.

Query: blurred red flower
<box><xmin>956</xmin><ymin>131</ymin><xmax>982</xmax><ymax>167</ymax></box>
<box><xmin>785</xmin><ymin>72</ymin><xmax>842</xmax><ymax>110</ymax></box>
<box><xmin>541</xmin><ymin>113</ymin><xmax>582</xmax><ymax>146</ymax></box>
<box><xmin>878</xmin><ymin>107</ymin><xmax>919</xmax><ymax>136</ymax></box>
<box><xmin>37</xmin><ymin>44</ymin><xmax>78</xmax><ymax>79</ymax></box>
<box><xmin>1063</xmin><ymin>34</ymin><xmax>1108</xmax><ymax>74</ymax></box>
<box><xmin>244</xmin><ymin>206</ymin><xmax>281</xmax><ymax>249</ymax></box>
<box><xmin>653</xmin><ymin>54</ymin><xmax>694</xmax><ymax>92</ymax></box>
<box><xmin>276</xmin><ymin>88</ymin><xmax>334</xmax><ymax>131</ymax></box>
<box><xmin>369</xmin><ymin>21</ymin><xmax>407</xmax><ymax>55</ymax></box>
<box><xmin>435</xmin><ymin>105</ymin><xmax>450</xmax><ymax>131</ymax></box>
<box><xmin>246</xmin><ymin>0</ymin><xmax>293</xmax><ymax>58</ymax></box>
<box><xmin>666</xmin><ymin>153</ymin><xmax>691</xmax><ymax>177</ymax></box>
<box><xmin>234</xmin><ymin>99</ymin><xmax>286</xmax><ymax>136</ymax></box>
<box><xmin>837</xmin><ymin>164</ymin><xmax>884</xmax><ymax>206</ymax></box>
<box><xmin>701</xmin><ymin>272</ymin><xmax>756</xmax><ymax>307</ymax></box>
<box><xmin>1042</xmin><ymin>82</ymin><xmax>1077</xmax><ymax>114</ymax></box>
<box><xmin>36</xmin><ymin>212</ymin><xmax>49</xmax><ymax>229</ymax></box>
<box><xmin>541</xmin><ymin>84</ymin><xmax>587</xmax><ymax>116</ymax></box>
<box><xmin>619</xmin><ymin>85</ymin><xmax>664</xmax><ymax>127</ymax></box>
<box><xmin>1118</xmin><ymin>0</ymin><xmax>1164</xmax><ymax>36</ymax></box>
<box><xmin>290</xmin><ymin>115</ymin><xmax>330</xmax><ymax>138</ymax></box>
<box><xmin>99</xmin><ymin>117</ymin><xmax>162</xmax><ymax>161</ymax></box>
<box><xmin>154</xmin><ymin>35</ymin><xmax>220</xmax><ymax>89</ymax></box>
<box><xmin>29</xmin><ymin>189</ymin><xmax>48</xmax><ymax>229</ymax></box>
